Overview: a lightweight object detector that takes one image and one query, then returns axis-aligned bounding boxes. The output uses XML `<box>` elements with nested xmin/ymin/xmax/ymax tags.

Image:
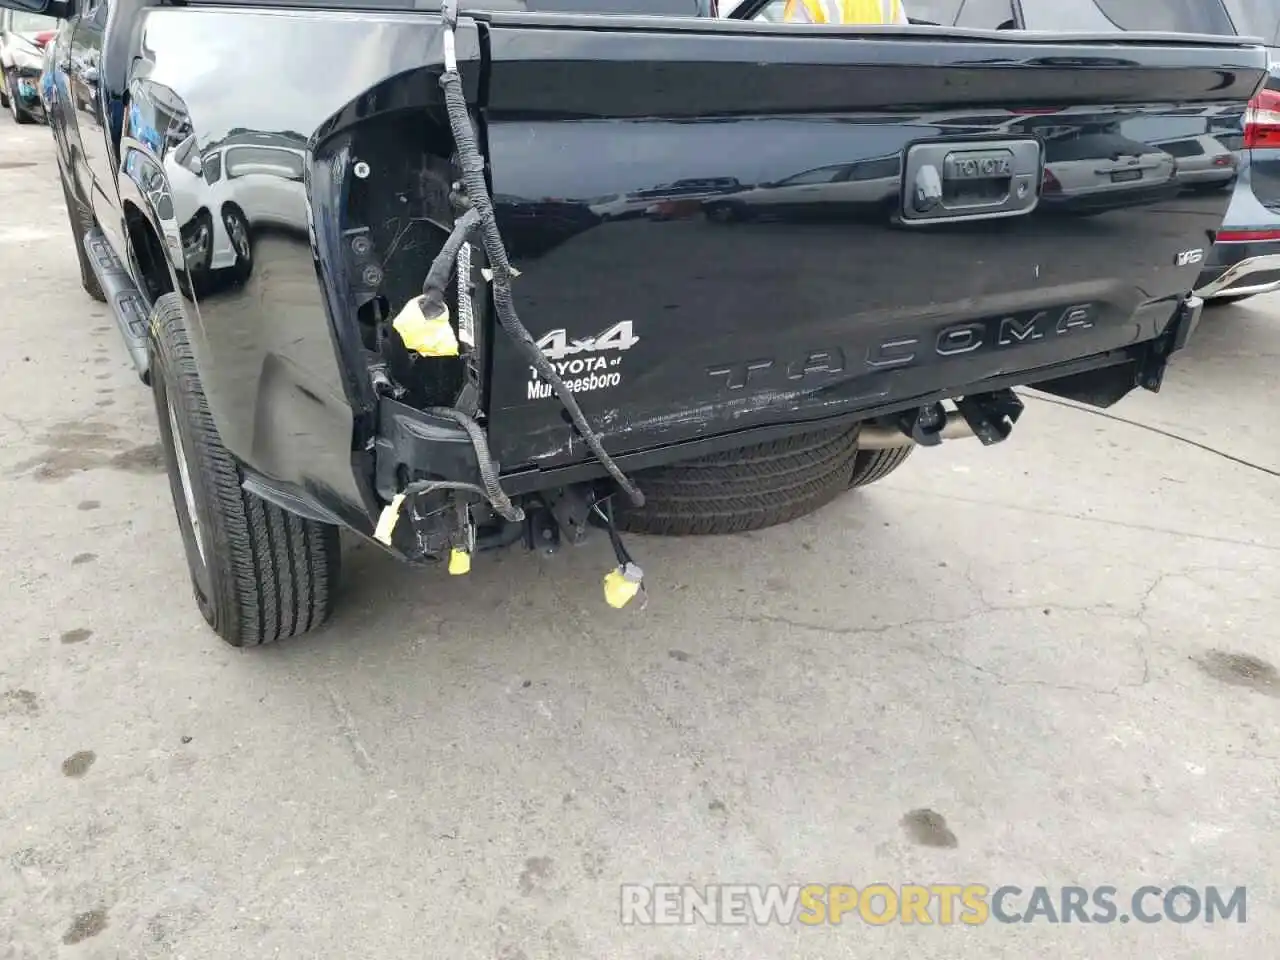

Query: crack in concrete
<box><xmin>734</xmin><ymin>609</ymin><xmax>1137</xmax><ymax>697</ymax></box>
<box><xmin>731</xmin><ymin>565</ymin><xmax>1239</xmax><ymax>698</ymax></box>
<box><xmin>881</xmin><ymin>487</ymin><xmax>1279</xmax><ymax>553</ymax></box>
<box><xmin>326</xmin><ymin>685</ymin><xmax>375</xmax><ymax>775</ymax></box>
<box><xmin>0</xmin><ymin>410</ymin><xmax>31</xmax><ymax>441</ymax></box>
<box><xmin>1023</xmin><ymin>390</ymin><xmax>1280</xmax><ymax>480</ymax></box>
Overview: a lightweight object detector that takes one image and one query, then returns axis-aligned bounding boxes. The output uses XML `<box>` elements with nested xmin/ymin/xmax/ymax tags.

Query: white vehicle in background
<box><xmin>214</xmin><ymin>139</ymin><xmax>309</xmax><ymax>230</ymax></box>
<box><xmin>1155</xmin><ymin>133</ymin><xmax>1239</xmax><ymax>191</ymax></box>
<box><xmin>164</xmin><ymin>133</ymin><xmax>307</xmax><ymax>281</ymax></box>
<box><xmin>1039</xmin><ymin>130</ymin><xmax>1180</xmax><ymax>213</ymax></box>
<box><xmin>165</xmin><ymin>134</ymin><xmax>247</xmax><ymax>276</ymax></box>
<box><xmin>0</xmin><ymin>8</ymin><xmax>57</xmax><ymax>123</ymax></box>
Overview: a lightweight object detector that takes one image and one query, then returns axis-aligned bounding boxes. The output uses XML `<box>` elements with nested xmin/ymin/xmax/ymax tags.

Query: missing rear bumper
<box><xmin>369</xmin><ymin>295</ymin><xmax>1200</xmax><ymax>501</ymax></box>
<box><xmin>858</xmin><ymin>389</ymin><xmax>1023</xmax><ymax>450</ymax></box>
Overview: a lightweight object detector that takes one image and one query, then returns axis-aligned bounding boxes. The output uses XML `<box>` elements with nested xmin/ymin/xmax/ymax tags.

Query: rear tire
<box><xmin>57</xmin><ymin>169</ymin><xmax>107</xmax><ymax>302</ymax></box>
<box><xmin>614</xmin><ymin>425</ymin><xmax>859</xmax><ymax>536</ymax></box>
<box><xmin>222</xmin><ymin>204</ymin><xmax>253</xmax><ymax>282</ymax></box>
<box><xmin>149</xmin><ymin>293</ymin><xmax>341</xmax><ymax>646</ymax></box>
<box><xmin>848</xmin><ymin>445</ymin><xmax>915</xmax><ymax>488</ymax></box>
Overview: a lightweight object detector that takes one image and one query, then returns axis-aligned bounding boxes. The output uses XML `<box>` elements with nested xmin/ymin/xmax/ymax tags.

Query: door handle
<box><xmin>901</xmin><ymin>139</ymin><xmax>1042</xmax><ymax>225</ymax></box>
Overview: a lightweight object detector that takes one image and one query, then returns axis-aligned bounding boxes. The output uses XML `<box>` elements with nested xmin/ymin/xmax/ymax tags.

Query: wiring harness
<box><xmin>434</xmin><ymin>0</ymin><xmax>644</xmax><ymax>509</ymax></box>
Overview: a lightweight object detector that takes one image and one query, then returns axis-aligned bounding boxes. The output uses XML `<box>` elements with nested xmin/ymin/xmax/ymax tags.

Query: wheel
<box><xmin>148</xmin><ymin>293</ymin><xmax>341</xmax><ymax>646</ymax></box>
<box><xmin>848</xmin><ymin>444</ymin><xmax>914</xmax><ymax>488</ymax></box>
<box><xmin>613</xmin><ymin>424</ymin><xmax>860</xmax><ymax>536</ymax></box>
<box><xmin>5</xmin><ymin>70</ymin><xmax>32</xmax><ymax>124</ymax></box>
<box><xmin>221</xmin><ymin>204</ymin><xmax>253</xmax><ymax>281</ymax></box>
<box><xmin>174</xmin><ymin>210</ymin><xmax>215</xmax><ymax>299</ymax></box>
<box><xmin>57</xmin><ymin>169</ymin><xmax>107</xmax><ymax>302</ymax></box>
<box><xmin>181</xmin><ymin>209</ymin><xmax>214</xmax><ymax>273</ymax></box>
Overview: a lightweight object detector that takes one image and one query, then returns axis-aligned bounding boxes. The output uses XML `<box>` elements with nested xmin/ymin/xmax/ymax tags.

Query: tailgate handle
<box><xmin>902</xmin><ymin>139</ymin><xmax>1042</xmax><ymax>225</ymax></box>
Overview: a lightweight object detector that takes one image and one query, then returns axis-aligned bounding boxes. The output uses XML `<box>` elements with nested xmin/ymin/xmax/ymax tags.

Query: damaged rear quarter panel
<box><xmin>129</xmin><ymin>7</ymin><xmax>480</xmax><ymax>527</ymax></box>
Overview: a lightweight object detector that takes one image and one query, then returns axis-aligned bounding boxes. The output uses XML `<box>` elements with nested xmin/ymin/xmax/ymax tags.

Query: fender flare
<box><xmin>116</xmin><ymin>79</ymin><xmax>198</xmax><ymax>296</ymax></box>
<box><xmin>115</xmin><ymin>136</ymin><xmax>187</xmax><ymax>295</ymax></box>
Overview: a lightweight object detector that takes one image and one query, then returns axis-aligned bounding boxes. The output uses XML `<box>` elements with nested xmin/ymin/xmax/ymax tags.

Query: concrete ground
<box><xmin>2</xmin><ymin>119</ymin><xmax>1278</xmax><ymax>960</ymax></box>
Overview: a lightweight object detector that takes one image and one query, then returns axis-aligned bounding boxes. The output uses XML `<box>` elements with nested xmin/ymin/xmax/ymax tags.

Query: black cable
<box><xmin>1019</xmin><ymin>390</ymin><xmax>1280</xmax><ymax>480</ymax></box>
<box><xmin>593</xmin><ymin>499</ymin><xmax>633</xmax><ymax>567</ymax></box>
<box><xmin>423</xmin><ymin>406</ymin><xmax>525</xmax><ymax>521</ymax></box>
<box><xmin>401</xmin><ymin>478</ymin><xmax>490</xmax><ymax>500</ymax></box>
<box><xmin>422</xmin><ymin>206</ymin><xmax>479</xmax><ymax>303</ymax></box>
<box><xmin>437</xmin><ymin>66</ymin><xmax>645</xmax><ymax>508</ymax></box>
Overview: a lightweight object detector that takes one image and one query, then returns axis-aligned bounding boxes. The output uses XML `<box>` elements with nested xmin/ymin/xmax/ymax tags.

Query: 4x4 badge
<box><xmin>536</xmin><ymin>321</ymin><xmax>639</xmax><ymax>361</ymax></box>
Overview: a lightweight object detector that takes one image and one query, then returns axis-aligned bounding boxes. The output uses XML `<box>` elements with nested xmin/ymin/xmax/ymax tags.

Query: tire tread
<box><xmin>150</xmin><ymin>293</ymin><xmax>339</xmax><ymax>645</ymax></box>
<box><xmin>848</xmin><ymin>445</ymin><xmax>915</xmax><ymax>488</ymax></box>
<box><xmin>615</xmin><ymin>425</ymin><xmax>859</xmax><ymax>536</ymax></box>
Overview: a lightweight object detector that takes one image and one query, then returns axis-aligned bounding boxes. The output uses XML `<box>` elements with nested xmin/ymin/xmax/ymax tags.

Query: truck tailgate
<box><xmin>479</xmin><ymin>21</ymin><xmax>1267</xmax><ymax>470</ymax></box>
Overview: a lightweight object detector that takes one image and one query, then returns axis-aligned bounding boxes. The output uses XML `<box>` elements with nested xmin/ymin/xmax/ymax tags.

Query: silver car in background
<box><xmin>0</xmin><ymin>7</ymin><xmax>57</xmax><ymax>123</ymax></box>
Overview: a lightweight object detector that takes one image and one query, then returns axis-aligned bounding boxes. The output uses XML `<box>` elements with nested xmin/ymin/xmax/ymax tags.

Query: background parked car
<box><xmin>1193</xmin><ymin>48</ymin><xmax>1280</xmax><ymax>305</ymax></box>
<box><xmin>1155</xmin><ymin>132</ymin><xmax>1239</xmax><ymax>192</ymax></box>
<box><xmin>0</xmin><ymin>7</ymin><xmax>57</xmax><ymax>123</ymax></box>
<box><xmin>164</xmin><ymin>133</ymin><xmax>254</xmax><ymax>283</ymax></box>
<box><xmin>1039</xmin><ymin>130</ymin><xmax>1181</xmax><ymax>214</ymax></box>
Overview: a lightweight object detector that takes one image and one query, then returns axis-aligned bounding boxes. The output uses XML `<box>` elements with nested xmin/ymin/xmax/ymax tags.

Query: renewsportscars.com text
<box><xmin>620</xmin><ymin>883</ymin><xmax>1247</xmax><ymax>926</ymax></box>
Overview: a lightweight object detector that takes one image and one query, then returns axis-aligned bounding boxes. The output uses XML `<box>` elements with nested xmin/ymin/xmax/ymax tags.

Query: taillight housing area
<box><xmin>33</xmin><ymin>30</ymin><xmax>55</xmax><ymax>50</ymax></box>
<box><xmin>1214</xmin><ymin>228</ymin><xmax>1280</xmax><ymax>242</ymax></box>
<box><xmin>1244</xmin><ymin>87</ymin><xmax>1280</xmax><ymax>148</ymax></box>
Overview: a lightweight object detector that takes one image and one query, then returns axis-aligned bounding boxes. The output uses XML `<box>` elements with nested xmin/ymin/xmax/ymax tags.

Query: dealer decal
<box><xmin>527</xmin><ymin>320</ymin><xmax>638</xmax><ymax>400</ymax></box>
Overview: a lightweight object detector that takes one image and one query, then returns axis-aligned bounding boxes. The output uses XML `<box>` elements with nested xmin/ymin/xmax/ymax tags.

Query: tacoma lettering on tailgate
<box><xmin>707</xmin><ymin>304</ymin><xmax>1096</xmax><ymax>390</ymax></box>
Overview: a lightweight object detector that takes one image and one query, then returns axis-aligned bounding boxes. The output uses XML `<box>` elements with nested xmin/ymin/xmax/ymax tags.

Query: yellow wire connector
<box><xmin>374</xmin><ymin>492</ymin><xmax>407</xmax><ymax>546</ymax></box>
<box><xmin>603</xmin><ymin>562</ymin><xmax>645</xmax><ymax>609</ymax></box>
<box><xmin>392</xmin><ymin>295</ymin><xmax>459</xmax><ymax>357</ymax></box>
<box><xmin>448</xmin><ymin>547</ymin><xmax>472</xmax><ymax>576</ymax></box>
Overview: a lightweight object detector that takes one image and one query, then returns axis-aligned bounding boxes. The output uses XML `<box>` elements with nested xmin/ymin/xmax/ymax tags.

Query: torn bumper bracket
<box><xmin>1137</xmin><ymin>294</ymin><xmax>1203</xmax><ymax>393</ymax></box>
<box><xmin>955</xmin><ymin>389</ymin><xmax>1024</xmax><ymax>446</ymax></box>
<box><xmin>373</xmin><ymin>398</ymin><xmax>484</xmax><ymax>502</ymax></box>
<box><xmin>899</xmin><ymin>401</ymin><xmax>949</xmax><ymax>447</ymax></box>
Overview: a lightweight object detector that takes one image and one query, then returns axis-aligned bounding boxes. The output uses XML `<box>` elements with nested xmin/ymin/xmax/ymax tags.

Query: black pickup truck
<box><xmin>10</xmin><ymin>0</ymin><xmax>1269</xmax><ymax>644</ymax></box>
